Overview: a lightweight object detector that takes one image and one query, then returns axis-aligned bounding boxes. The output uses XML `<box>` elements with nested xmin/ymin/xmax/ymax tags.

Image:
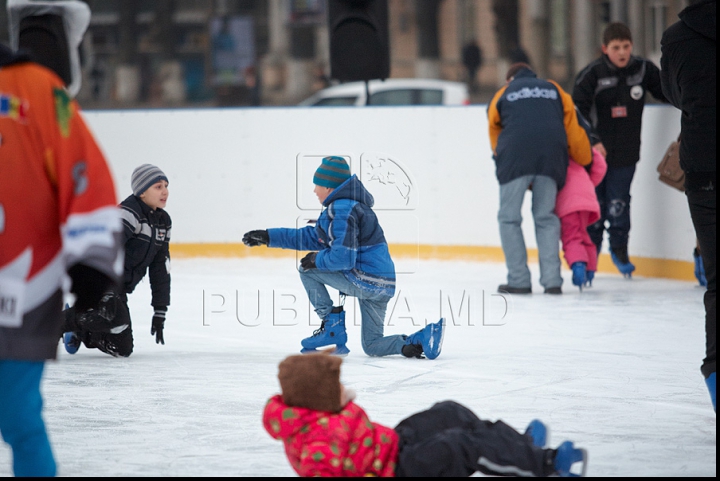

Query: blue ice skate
<box><xmin>301</xmin><ymin>307</ymin><xmax>349</xmax><ymax>356</ymax></box>
<box><xmin>554</xmin><ymin>441</ymin><xmax>588</xmax><ymax>477</ymax></box>
<box><xmin>585</xmin><ymin>270</ymin><xmax>595</xmax><ymax>287</ymax></box>
<box><xmin>706</xmin><ymin>372</ymin><xmax>716</xmax><ymax>413</ymax></box>
<box><xmin>571</xmin><ymin>262</ymin><xmax>587</xmax><ymax>291</ymax></box>
<box><xmin>61</xmin><ymin>303</ymin><xmax>81</xmax><ymax>354</ymax></box>
<box><xmin>525</xmin><ymin>419</ymin><xmax>548</xmax><ymax>448</ymax></box>
<box><xmin>63</xmin><ymin>331</ymin><xmax>81</xmax><ymax>354</ymax></box>
<box><xmin>610</xmin><ymin>246</ymin><xmax>635</xmax><ymax>278</ymax></box>
<box><xmin>404</xmin><ymin>318</ymin><xmax>445</xmax><ymax>360</ymax></box>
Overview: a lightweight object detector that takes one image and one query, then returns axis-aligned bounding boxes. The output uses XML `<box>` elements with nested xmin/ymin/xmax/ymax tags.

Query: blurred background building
<box><xmin>0</xmin><ymin>0</ymin><xmax>686</xmax><ymax>108</ymax></box>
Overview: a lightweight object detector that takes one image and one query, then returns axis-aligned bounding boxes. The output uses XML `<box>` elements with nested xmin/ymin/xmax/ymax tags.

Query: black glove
<box><xmin>151</xmin><ymin>309</ymin><xmax>166</xmax><ymax>345</ymax></box>
<box><xmin>68</xmin><ymin>264</ymin><xmax>118</xmax><ymax>312</ymax></box>
<box><xmin>242</xmin><ymin>230</ymin><xmax>269</xmax><ymax>247</ymax></box>
<box><xmin>300</xmin><ymin>252</ymin><xmax>317</xmax><ymax>270</ymax></box>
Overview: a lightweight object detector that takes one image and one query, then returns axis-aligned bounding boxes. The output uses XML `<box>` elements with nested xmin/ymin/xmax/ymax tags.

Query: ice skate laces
<box><xmin>311</xmin><ymin>320</ymin><xmax>327</xmax><ymax>337</ymax></box>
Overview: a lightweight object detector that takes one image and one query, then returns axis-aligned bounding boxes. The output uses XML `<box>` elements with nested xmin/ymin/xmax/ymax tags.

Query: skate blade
<box><xmin>567</xmin><ymin>448</ymin><xmax>589</xmax><ymax>477</ymax></box>
<box><xmin>577</xmin><ymin>448</ymin><xmax>589</xmax><ymax>477</ymax></box>
<box><xmin>300</xmin><ymin>346</ymin><xmax>349</xmax><ymax>357</ymax></box>
<box><xmin>333</xmin><ymin>345</ymin><xmax>350</xmax><ymax>356</ymax></box>
<box><xmin>425</xmin><ymin>318</ymin><xmax>445</xmax><ymax>360</ymax></box>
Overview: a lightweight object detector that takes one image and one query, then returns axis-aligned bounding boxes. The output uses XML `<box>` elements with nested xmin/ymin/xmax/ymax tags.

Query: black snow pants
<box><xmin>394</xmin><ymin>401</ymin><xmax>555</xmax><ymax>477</ymax></box>
<box><xmin>63</xmin><ymin>290</ymin><xmax>134</xmax><ymax>357</ymax></box>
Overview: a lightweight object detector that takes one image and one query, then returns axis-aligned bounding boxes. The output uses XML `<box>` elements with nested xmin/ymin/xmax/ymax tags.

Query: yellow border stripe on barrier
<box><xmin>169</xmin><ymin>243</ymin><xmax>696</xmax><ymax>282</ymax></box>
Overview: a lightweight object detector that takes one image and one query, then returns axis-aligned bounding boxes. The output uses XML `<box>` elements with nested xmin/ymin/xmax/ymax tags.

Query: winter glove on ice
<box><xmin>242</xmin><ymin>230</ymin><xmax>269</xmax><ymax>246</ymax></box>
<box><xmin>151</xmin><ymin>308</ymin><xmax>166</xmax><ymax>345</ymax></box>
<box><xmin>68</xmin><ymin>264</ymin><xmax>118</xmax><ymax>311</ymax></box>
<box><xmin>300</xmin><ymin>252</ymin><xmax>317</xmax><ymax>270</ymax></box>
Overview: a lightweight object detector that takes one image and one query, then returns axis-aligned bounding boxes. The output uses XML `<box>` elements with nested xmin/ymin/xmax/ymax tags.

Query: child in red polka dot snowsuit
<box><xmin>263</xmin><ymin>353</ymin><xmax>586</xmax><ymax>477</ymax></box>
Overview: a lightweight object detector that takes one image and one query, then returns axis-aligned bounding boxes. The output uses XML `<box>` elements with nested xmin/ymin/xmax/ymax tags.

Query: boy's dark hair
<box><xmin>602</xmin><ymin>22</ymin><xmax>632</xmax><ymax>45</ymax></box>
<box><xmin>506</xmin><ymin>62</ymin><xmax>532</xmax><ymax>81</ymax></box>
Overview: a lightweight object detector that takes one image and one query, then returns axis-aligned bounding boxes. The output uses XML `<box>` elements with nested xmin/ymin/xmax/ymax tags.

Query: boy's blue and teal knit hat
<box><xmin>313</xmin><ymin>156</ymin><xmax>351</xmax><ymax>189</ymax></box>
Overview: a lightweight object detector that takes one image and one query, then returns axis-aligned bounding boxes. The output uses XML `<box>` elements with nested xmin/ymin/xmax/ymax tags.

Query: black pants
<box><xmin>588</xmin><ymin>164</ymin><xmax>636</xmax><ymax>251</ymax></box>
<box><xmin>687</xmin><ymin>187</ymin><xmax>716</xmax><ymax>379</ymax></box>
<box><xmin>394</xmin><ymin>401</ymin><xmax>554</xmax><ymax>477</ymax></box>
<box><xmin>64</xmin><ymin>290</ymin><xmax>134</xmax><ymax>357</ymax></box>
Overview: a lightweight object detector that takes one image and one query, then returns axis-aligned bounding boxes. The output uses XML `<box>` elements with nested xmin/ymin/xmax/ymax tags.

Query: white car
<box><xmin>298</xmin><ymin>78</ymin><xmax>470</xmax><ymax>106</ymax></box>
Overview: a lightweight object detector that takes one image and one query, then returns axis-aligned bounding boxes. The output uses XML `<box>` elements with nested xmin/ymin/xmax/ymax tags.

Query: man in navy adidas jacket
<box><xmin>488</xmin><ymin>63</ymin><xmax>591</xmax><ymax>295</ymax></box>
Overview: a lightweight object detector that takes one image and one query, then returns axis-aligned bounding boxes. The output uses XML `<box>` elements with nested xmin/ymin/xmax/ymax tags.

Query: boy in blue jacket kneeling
<box><xmin>243</xmin><ymin>156</ymin><xmax>444</xmax><ymax>359</ymax></box>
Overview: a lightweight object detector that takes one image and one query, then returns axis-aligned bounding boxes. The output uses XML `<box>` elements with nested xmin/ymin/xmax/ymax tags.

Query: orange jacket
<box><xmin>0</xmin><ymin>54</ymin><xmax>121</xmax><ymax>360</ymax></box>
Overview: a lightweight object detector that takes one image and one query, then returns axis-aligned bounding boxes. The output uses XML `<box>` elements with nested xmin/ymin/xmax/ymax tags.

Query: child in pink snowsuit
<box><xmin>556</xmin><ymin>148</ymin><xmax>607</xmax><ymax>289</ymax></box>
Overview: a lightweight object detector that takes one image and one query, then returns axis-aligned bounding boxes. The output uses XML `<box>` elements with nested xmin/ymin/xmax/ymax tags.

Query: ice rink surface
<box><xmin>0</xmin><ymin>257</ymin><xmax>715</xmax><ymax>477</ymax></box>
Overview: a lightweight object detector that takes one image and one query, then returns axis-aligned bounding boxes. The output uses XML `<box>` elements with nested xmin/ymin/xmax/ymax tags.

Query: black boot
<box><xmin>401</xmin><ymin>343</ymin><xmax>424</xmax><ymax>359</ymax></box>
<box><xmin>62</xmin><ymin>305</ymin><xmax>78</xmax><ymax>333</ymax></box>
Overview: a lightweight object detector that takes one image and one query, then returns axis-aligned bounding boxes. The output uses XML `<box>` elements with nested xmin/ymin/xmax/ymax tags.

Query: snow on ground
<box><xmin>1</xmin><ymin>257</ymin><xmax>715</xmax><ymax>477</ymax></box>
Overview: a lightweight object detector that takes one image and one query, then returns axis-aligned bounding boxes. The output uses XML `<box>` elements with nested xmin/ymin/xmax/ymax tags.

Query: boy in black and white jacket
<box><xmin>62</xmin><ymin>164</ymin><xmax>171</xmax><ymax>357</ymax></box>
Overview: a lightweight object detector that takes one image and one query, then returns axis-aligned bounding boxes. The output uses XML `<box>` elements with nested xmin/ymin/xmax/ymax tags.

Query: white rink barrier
<box><xmin>83</xmin><ymin>104</ymin><xmax>694</xmax><ymax>280</ymax></box>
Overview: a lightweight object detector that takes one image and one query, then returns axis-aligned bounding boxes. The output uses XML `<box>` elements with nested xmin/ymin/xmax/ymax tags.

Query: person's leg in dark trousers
<box><xmin>395</xmin><ymin>400</ymin><xmax>483</xmax><ymax>443</ymax></box>
<box><xmin>604</xmin><ymin>165</ymin><xmax>636</xmax><ymax>251</ymax></box>
<box><xmin>87</xmin><ymin>294</ymin><xmax>133</xmax><ymax>357</ymax></box>
<box><xmin>75</xmin><ymin>291</ymin><xmax>134</xmax><ymax>357</ymax></box>
<box><xmin>394</xmin><ymin>401</ymin><xmax>554</xmax><ymax>477</ymax></box>
<box><xmin>687</xmin><ymin>188</ymin><xmax>716</xmax><ymax>382</ymax></box>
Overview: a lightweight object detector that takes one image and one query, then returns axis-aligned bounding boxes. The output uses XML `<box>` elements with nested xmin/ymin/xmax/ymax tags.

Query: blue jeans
<box><xmin>0</xmin><ymin>360</ymin><xmax>56</xmax><ymax>477</ymax></box>
<box><xmin>588</xmin><ymin>164</ymin><xmax>636</xmax><ymax>251</ymax></box>
<box><xmin>299</xmin><ymin>269</ymin><xmax>407</xmax><ymax>357</ymax></box>
<box><xmin>498</xmin><ymin>175</ymin><xmax>562</xmax><ymax>289</ymax></box>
